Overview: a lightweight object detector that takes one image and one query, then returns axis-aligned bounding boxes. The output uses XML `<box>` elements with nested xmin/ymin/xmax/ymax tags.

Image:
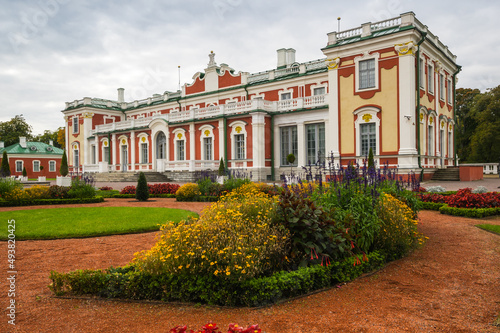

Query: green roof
<box><xmin>0</xmin><ymin>142</ymin><xmax>64</xmax><ymax>155</ymax></box>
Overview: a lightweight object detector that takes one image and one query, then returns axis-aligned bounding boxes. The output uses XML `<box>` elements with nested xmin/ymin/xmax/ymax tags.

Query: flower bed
<box><xmin>418</xmin><ymin>188</ymin><xmax>500</xmax><ymax>216</ymax></box>
<box><xmin>120</xmin><ymin>183</ymin><xmax>180</xmax><ymax>195</ymax></box>
<box><xmin>49</xmin><ymin>161</ymin><xmax>426</xmax><ymax>306</ymax></box>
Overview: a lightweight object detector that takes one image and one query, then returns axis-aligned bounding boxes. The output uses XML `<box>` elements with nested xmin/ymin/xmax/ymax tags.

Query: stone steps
<box><xmin>93</xmin><ymin>172</ymin><xmax>172</xmax><ymax>183</ymax></box>
<box><xmin>431</xmin><ymin>168</ymin><xmax>460</xmax><ymax>181</ymax></box>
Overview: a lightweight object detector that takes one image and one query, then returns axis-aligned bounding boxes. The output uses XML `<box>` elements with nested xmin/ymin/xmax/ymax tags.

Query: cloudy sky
<box><xmin>1</xmin><ymin>0</ymin><xmax>499</xmax><ymax>135</ymax></box>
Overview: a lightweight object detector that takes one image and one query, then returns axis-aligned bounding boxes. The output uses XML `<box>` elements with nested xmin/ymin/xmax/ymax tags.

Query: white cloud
<box><xmin>0</xmin><ymin>0</ymin><xmax>498</xmax><ymax>135</ymax></box>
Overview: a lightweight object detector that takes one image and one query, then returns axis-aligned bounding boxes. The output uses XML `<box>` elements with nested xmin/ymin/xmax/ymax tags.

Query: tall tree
<box><xmin>57</xmin><ymin>127</ymin><xmax>65</xmax><ymax>149</ymax></box>
<box><xmin>468</xmin><ymin>86</ymin><xmax>500</xmax><ymax>163</ymax></box>
<box><xmin>455</xmin><ymin>88</ymin><xmax>481</xmax><ymax>162</ymax></box>
<box><xmin>0</xmin><ymin>151</ymin><xmax>10</xmax><ymax>177</ymax></box>
<box><xmin>0</xmin><ymin>115</ymin><xmax>33</xmax><ymax>147</ymax></box>
<box><xmin>32</xmin><ymin>128</ymin><xmax>63</xmax><ymax>148</ymax></box>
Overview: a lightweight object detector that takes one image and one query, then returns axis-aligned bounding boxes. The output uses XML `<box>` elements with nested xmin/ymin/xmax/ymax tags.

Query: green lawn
<box><xmin>0</xmin><ymin>207</ymin><xmax>196</xmax><ymax>240</ymax></box>
<box><xmin>476</xmin><ymin>224</ymin><xmax>500</xmax><ymax>235</ymax></box>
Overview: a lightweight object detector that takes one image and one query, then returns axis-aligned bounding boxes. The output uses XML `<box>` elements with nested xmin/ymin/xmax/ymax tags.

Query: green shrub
<box><xmin>67</xmin><ymin>178</ymin><xmax>96</xmax><ymax>199</ymax></box>
<box><xmin>60</xmin><ymin>151</ymin><xmax>68</xmax><ymax>176</ymax></box>
<box><xmin>135</xmin><ymin>172</ymin><xmax>149</xmax><ymax>201</ymax></box>
<box><xmin>223</xmin><ymin>177</ymin><xmax>250</xmax><ymax>192</ymax></box>
<box><xmin>48</xmin><ymin>185</ymin><xmax>70</xmax><ymax>199</ymax></box>
<box><xmin>24</xmin><ymin>185</ymin><xmax>51</xmax><ymax>199</ymax></box>
<box><xmin>49</xmin><ymin>251</ymin><xmax>386</xmax><ymax>307</ymax></box>
<box><xmin>420</xmin><ymin>201</ymin><xmax>445</xmax><ymax>211</ymax></box>
<box><xmin>22</xmin><ymin>166</ymin><xmax>27</xmax><ymax>177</ymax></box>
<box><xmin>218</xmin><ymin>158</ymin><xmax>225</xmax><ymax>176</ymax></box>
<box><xmin>1</xmin><ymin>151</ymin><xmax>10</xmax><ymax>177</ymax></box>
<box><xmin>376</xmin><ymin>193</ymin><xmax>426</xmax><ymax>261</ymax></box>
<box><xmin>175</xmin><ymin>183</ymin><xmax>201</xmax><ymax>201</ymax></box>
<box><xmin>0</xmin><ymin>178</ymin><xmax>22</xmax><ymax>197</ymax></box>
<box><xmin>0</xmin><ymin>196</ymin><xmax>104</xmax><ymax>207</ymax></box>
<box><xmin>439</xmin><ymin>205</ymin><xmax>500</xmax><ymax>218</ymax></box>
<box><xmin>134</xmin><ymin>186</ymin><xmax>289</xmax><ymax>280</ymax></box>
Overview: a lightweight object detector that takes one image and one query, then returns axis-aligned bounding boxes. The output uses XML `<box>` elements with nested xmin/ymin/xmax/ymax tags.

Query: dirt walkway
<box><xmin>0</xmin><ymin>200</ymin><xmax>499</xmax><ymax>332</ymax></box>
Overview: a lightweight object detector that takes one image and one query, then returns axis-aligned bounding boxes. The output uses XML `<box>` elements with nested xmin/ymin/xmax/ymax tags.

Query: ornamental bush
<box><xmin>24</xmin><ymin>185</ymin><xmax>51</xmax><ymax>199</ymax></box>
<box><xmin>48</xmin><ymin>185</ymin><xmax>71</xmax><ymax>199</ymax></box>
<box><xmin>0</xmin><ymin>178</ymin><xmax>22</xmax><ymax>197</ymax></box>
<box><xmin>135</xmin><ymin>172</ymin><xmax>149</xmax><ymax>201</ymax></box>
<box><xmin>67</xmin><ymin>178</ymin><xmax>96</xmax><ymax>199</ymax></box>
<box><xmin>1</xmin><ymin>150</ymin><xmax>10</xmax><ymax>177</ymax></box>
<box><xmin>175</xmin><ymin>183</ymin><xmax>201</xmax><ymax>201</ymax></box>
<box><xmin>376</xmin><ymin>193</ymin><xmax>426</xmax><ymax>260</ymax></box>
<box><xmin>133</xmin><ymin>187</ymin><xmax>290</xmax><ymax>280</ymax></box>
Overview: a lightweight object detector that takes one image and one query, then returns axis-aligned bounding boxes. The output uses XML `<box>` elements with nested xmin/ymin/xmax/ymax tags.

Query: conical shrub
<box><xmin>135</xmin><ymin>172</ymin><xmax>149</xmax><ymax>201</ymax></box>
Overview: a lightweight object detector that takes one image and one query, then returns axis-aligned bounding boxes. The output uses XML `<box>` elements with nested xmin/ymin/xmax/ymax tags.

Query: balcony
<box><xmin>92</xmin><ymin>94</ymin><xmax>327</xmax><ymax>134</ymax></box>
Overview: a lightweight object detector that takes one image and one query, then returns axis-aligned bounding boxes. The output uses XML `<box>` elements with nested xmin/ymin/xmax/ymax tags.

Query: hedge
<box><xmin>111</xmin><ymin>194</ymin><xmax>176</xmax><ymax>199</ymax></box>
<box><xmin>439</xmin><ymin>205</ymin><xmax>500</xmax><ymax>218</ymax></box>
<box><xmin>49</xmin><ymin>251</ymin><xmax>386</xmax><ymax>307</ymax></box>
<box><xmin>420</xmin><ymin>202</ymin><xmax>446</xmax><ymax>211</ymax></box>
<box><xmin>0</xmin><ymin>196</ymin><xmax>104</xmax><ymax>207</ymax></box>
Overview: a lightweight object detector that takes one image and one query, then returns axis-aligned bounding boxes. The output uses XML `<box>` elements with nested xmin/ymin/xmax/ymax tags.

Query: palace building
<box><xmin>62</xmin><ymin>12</ymin><xmax>459</xmax><ymax>181</ymax></box>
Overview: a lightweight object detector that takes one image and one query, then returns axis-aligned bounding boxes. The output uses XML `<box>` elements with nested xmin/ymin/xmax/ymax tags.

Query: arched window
<box><xmin>156</xmin><ymin>132</ymin><xmax>166</xmax><ymax>159</ymax></box>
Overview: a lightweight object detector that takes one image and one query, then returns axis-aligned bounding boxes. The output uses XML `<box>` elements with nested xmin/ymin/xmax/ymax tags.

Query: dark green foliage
<box><xmin>0</xmin><ymin>196</ymin><xmax>104</xmax><ymax>207</ymax></box>
<box><xmin>135</xmin><ymin>172</ymin><xmax>149</xmax><ymax>201</ymax></box>
<box><xmin>49</xmin><ymin>251</ymin><xmax>385</xmax><ymax>307</ymax></box>
<box><xmin>439</xmin><ymin>205</ymin><xmax>500</xmax><ymax>218</ymax></box>
<box><xmin>223</xmin><ymin>177</ymin><xmax>250</xmax><ymax>192</ymax></box>
<box><xmin>367</xmin><ymin>147</ymin><xmax>375</xmax><ymax>169</ymax></box>
<box><xmin>420</xmin><ymin>201</ymin><xmax>446</xmax><ymax>211</ymax></box>
<box><xmin>0</xmin><ymin>115</ymin><xmax>33</xmax><ymax>147</ymax></box>
<box><xmin>1</xmin><ymin>151</ymin><xmax>10</xmax><ymax>177</ymax></box>
<box><xmin>287</xmin><ymin>153</ymin><xmax>296</xmax><ymax>165</ymax></box>
<box><xmin>68</xmin><ymin>178</ymin><xmax>96</xmax><ymax>199</ymax></box>
<box><xmin>22</xmin><ymin>166</ymin><xmax>27</xmax><ymax>177</ymax></box>
<box><xmin>60</xmin><ymin>151</ymin><xmax>68</xmax><ymax>176</ymax></box>
<box><xmin>218</xmin><ymin>157</ymin><xmax>225</xmax><ymax>176</ymax></box>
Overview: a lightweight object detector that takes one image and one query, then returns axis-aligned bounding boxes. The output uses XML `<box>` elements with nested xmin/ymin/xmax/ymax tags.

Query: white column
<box><xmin>397</xmin><ymin>49</ymin><xmax>419</xmax><ymax>168</ymax></box>
<box><xmin>111</xmin><ymin>133</ymin><xmax>117</xmax><ymax>171</ymax></box>
<box><xmin>130</xmin><ymin>131</ymin><xmax>136</xmax><ymax>171</ymax></box>
<box><xmin>218</xmin><ymin>119</ymin><xmax>224</xmax><ymax>161</ymax></box>
<box><xmin>83</xmin><ymin>116</ymin><xmax>91</xmax><ymax>166</ymax></box>
<box><xmin>326</xmin><ymin>60</ymin><xmax>340</xmax><ymax>158</ymax></box>
<box><xmin>297</xmin><ymin>122</ymin><xmax>305</xmax><ymax>167</ymax></box>
<box><xmin>189</xmin><ymin>123</ymin><xmax>195</xmax><ymax>171</ymax></box>
<box><xmin>251</xmin><ymin>112</ymin><xmax>266</xmax><ymax>171</ymax></box>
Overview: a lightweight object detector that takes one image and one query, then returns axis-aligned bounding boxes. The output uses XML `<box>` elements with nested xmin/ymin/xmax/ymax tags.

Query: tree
<box><xmin>22</xmin><ymin>166</ymin><xmax>27</xmax><ymax>177</ymax></box>
<box><xmin>367</xmin><ymin>147</ymin><xmax>375</xmax><ymax>170</ymax></box>
<box><xmin>60</xmin><ymin>150</ymin><xmax>69</xmax><ymax>176</ymax></box>
<box><xmin>33</xmin><ymin>128</ymin><xmax>63</xmax><ymax>148</ymax></box>
<box><xmin>0</xmin><ymin>115</ymin><xmax>33</xmax><ymax>147</ymax></box>
<box><xmin>468</xmin><ymin>85</ymin><xmax>500</xmax><ymax>163</ymax></box>
<box><xmin>0</xmin><ymin>151</ymin><xmax>10</xmax><ymax>177</ymax></box>
<box><xmin>218</xmin><ymin>157</ymin><xmax>226</xmax><ymax>176</ymax></box>
<box><xmin>455</xmin><ymin>88</ymin><xmax>481</xmax><ymax>162</ymax></box>
<box><xmin>57</xmin><ymin>127</ymin><xmax>65</xmax><ymax>149</ymax></box>
<box><xmin>135</xmin><ymin>172</ymin><xmax>149</xmax><ymax>201</ymax></box>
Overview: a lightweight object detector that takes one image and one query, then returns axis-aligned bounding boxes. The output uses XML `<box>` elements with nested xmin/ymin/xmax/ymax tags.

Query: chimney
<box><xmin>19</xmin><ymin>137</ymin><xmax>27</xmax><ymax>148</ymax></box>
<box><xmin>286</xmin><ymin>48</ymin><xmax>296</xmax><ymax>66</ymax></box>
<box><xmin>277</xmin><ymin>48</ymin><xmax>287</xmax><ymax>68</ymax></box>
<box><xmin>117</xmin><ymin>88</ymin><xmax>125</xmax><ymax>103</ymax></box>
<box><xmin>49</xmin><ymin>140</ymin><xmax>54</xmax><ymax>146</ymax></box>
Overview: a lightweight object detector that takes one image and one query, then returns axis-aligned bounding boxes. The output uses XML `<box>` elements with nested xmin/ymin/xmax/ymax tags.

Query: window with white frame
<box><xmin>234</xmin><ymin>134</ymin><xmax>245</xmax><ymax>160</ymax></box>
<box><xmin>33</xmin><ymin>160</ymin><xmax>40</xmax><ymax>172</ymax></box>
<box><xmin>91</xmin><ymin>145</ymin><xmax>96</xmax><ymax>164</ymax></box>
<box><xmin>176</xmin><ymin>140</ymin><xmax>185</xmax><ymax>161</ymax></box>
<box><xmin>156</xmin><ymin>132</ymin><xmax>167</xmax><ymax>159</ymax></box>
<box><xmin>74</xmin><ymin>148</ymin><xmax>79</xmax><ymax>167</ymax></box>
<box><xmin>439</xmin><ymin>74</ymin><xmax>444</xmax><ymax>100</ymax></box>
<box><xmin>313</xmin><ymin>87</ymin><xmax>325</xmax><ymax>95</ymax></box>
<box><xmin>427</xmin><ymin>64</ymin><xmax>434</xmax><ymax>94</ymax></box>
<box><xmin>281</xmin><ymin>92</ymin><xmax>291</xmax><ymax>100</ymax></box>
<box><xmin>103</xmin><ymin>146</ymin><xmax>110</xmax><ymax>163</ymax></box>
<box><xmin>360</xmin><ymin>123</ymin><xmax>376</xmax><ymax>157</ymax></box>
<box><xmin>359</xmin><ymin>59</ymin><xmax>376</xmax><ymax>89</ymax></box>
<box><xmin>49</xmin><ymin>160</ymin><xmax>56</xmax><ymax>172</ymax></box>
<box><xmin>428</xmin><ymin>124</ymin><xmax>434</xmax><ymax>155</ymax></box>
<box><xmin>16</xmin><ymin>161</ymin><xmax>23</xmax><ymax>173</ymax></box>
<box><xmin>419</xmin><ymin>59</ymin><xmax>425</xmax><ymax>88</ymax></box>
<box><xmin>141</xmin><ymin>143</ymin><xmax>148</xmax><ymax>163</ymax></box>
<box><xmin>306</xmin><ymin>123</ymin><xmax>325</xmax><ymax>165</ymax></box>
<box><xmin>280</xmin><ymin>126</ymin><xmax>298</xmax><ymax>166</ymax></box>
<box><xmin>203</xmin><ymin>137</ymin><xmax>212</xmax><ymax>161</ymax></box>
<box><xmin>72</xmin><ymin>116</ymin><xmax>79</xmax><ymax>134</ymax></box>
